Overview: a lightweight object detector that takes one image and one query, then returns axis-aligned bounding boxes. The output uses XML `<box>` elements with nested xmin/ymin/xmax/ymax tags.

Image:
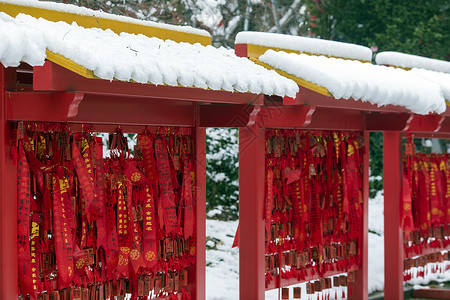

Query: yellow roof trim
<box><xmin>46</xmin><ymin>50</ymin><xmax>96</xmax><ymax>79</ymax></box>
<box><xmin>0</xmin><ymin>2</ymin><xmax>211</xmax><ymax>46</ymax></box>
<box><xmin>245</xmin><ymin>43</ymin><xmax>371</xmax><ymax>64</ymax></box>
<box><xmin>446</xmin><ymin>100</ymin><xmax>450</xmax><ymax>106</ymax></box>
<box><xmin>249</xmin><ymin>57</ymin><xmax>333</xmax><ymax>98</ymax></box>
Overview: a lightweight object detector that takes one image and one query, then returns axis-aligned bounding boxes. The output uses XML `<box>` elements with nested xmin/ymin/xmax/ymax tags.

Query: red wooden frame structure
<box><xmin>236</xmin><ymin>45</ymin><xmax>450</xmax><ymax>300</ymax></box>
<box><xmin>383</xmin><ymin>128</ymin><xmax>450</xmax><ymax>300</ymax></box>
<box><xmin>0</xmin><ymin>51</ymin><xmax>265</xmax><ymax>300</ymax></box>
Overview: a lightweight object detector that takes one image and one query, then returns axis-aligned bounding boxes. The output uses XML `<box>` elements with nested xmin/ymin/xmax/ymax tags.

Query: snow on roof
<box><xmin>1</xmin><ymin>0</ymin><xmax>210</xmax><ymax>37</ymax></box>
<box><xmin>376</xmin><ymin>51</ymin><xmax>450</xmax><ymax>74</ymax></box>
<box><xmin>235</xmin><ymin>31</ymin><xmax>373</xmax><ymax>62</ymax></box>
<box><xmin>409</xmin><ymin>68</ymin><xmax>450</xmax><ymax>101</ymax></box>
<box><xmin>259</xmin><ymin>50</ymin><xmax>446</xmax><ymax>115</ymax></box>
<box><xmin>0</xmin><ymin>12</ymin><xmax>298</xmax><ymax>98</ymax></box>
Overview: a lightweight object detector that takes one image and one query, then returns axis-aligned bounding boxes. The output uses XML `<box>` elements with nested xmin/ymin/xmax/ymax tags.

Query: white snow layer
<box><xmin>376</xmin><ymin>51</ymin><xmax>450</xmax><ymax>74</ymax></box>
<box><xmin>0</xmin><ymin>12</ymin><xmax>298</xmax><ymax>98</ymax></box>
<box><xmin>409</xmin><ymin>68</ymin><xmax>450</xmax><ymax>101</ymax></box>
<box><xmin>0</xmin><ymin>0</ymin><xmax>210</xmax><ymax>37</ymax></box>
<box><xmin>259</xmin><ymin>50</ymin><xmax>446</xmax><ymax>115</ymax></box>
<box><xmin>235</xmin><ymin>31</ymin><xmax>373</xmax><ymax>62</ymax></box>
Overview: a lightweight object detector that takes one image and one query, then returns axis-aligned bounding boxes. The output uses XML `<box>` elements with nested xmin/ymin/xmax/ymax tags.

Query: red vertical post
<box><xmin>0</xmin><ymin>64</ymin><xmax>18</xmax><ymax>298</ymax></box>
<box><xmin>193</xmin><ymin>116</ymin><xmax>206</xmax><ymax>300</ymax></box>
<box><xmin>239</xmin><ymin>123</ymin><xmax>265</xmax><ymax>300</ymax></box>
<box><xmin>383</xmin><ymin>131</ymin><xmax>404</xmax><ymax>300</ymax></box>
<box><xmin>349</xmin><ymin>130</ymin><xmax>369</xmax><ymax>300</ymax></box>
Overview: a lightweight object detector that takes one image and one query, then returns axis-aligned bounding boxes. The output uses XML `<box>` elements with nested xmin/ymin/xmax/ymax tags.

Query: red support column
<box><xmin>193</xmin><ymin>122</ymin><xmax>206</xmax><ymax>300</ymax></box>
<box><xmin>0</xmin><ymin>65</ymin><xmax>18</xmax><ymax>298</ymax></box>
<box><xmin>349</xmin><ymin>130</ymin><xmax>369</xmax><ymax>300</ymax></box>
<box><xmin>239</xmin><ymin>123</ymin><xmax>265</xmax><ymax>300</ymax></box>
<box><xmin>383</xmin><ymin>131</ymin><xmax>404</xmax><ymax>300</ymax></box>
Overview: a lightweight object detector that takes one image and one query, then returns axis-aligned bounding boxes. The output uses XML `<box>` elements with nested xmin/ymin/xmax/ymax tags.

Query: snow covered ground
<box><xmin>205</xmin><ymin>191</ymin><xmax>450</xmax><ymax>299</ymax></box>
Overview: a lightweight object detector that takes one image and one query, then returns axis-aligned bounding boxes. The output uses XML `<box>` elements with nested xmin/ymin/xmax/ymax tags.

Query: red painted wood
<box><xmin>33</xmin><ymin>61</ymin><xmax>259</xmax><ymax>105</ymax></box>
<box><xmin>365</xmin><ymin>113</ymin><xmax>411</xmax><ymax>131</ymax></box>
<box><xmin>349</xmin><ymin>130</ymin><xmax>369</xmax><ymax>300</ymax></box>
<box><xmin>199</xmin><ymin>104</ymin><xmax>257</xmax><ymax>127</ymax></box>
<box><xmin>74</xmin><ymin>94</ymin><xmax>195</xmax><ymax>126</ymax></box>
<box><xmin>412</xmin><ymin>289</ymin><xmax>450</xmax><ymax>299</ymax></box>
<box><xmin>234</xmin><ymin>44</ymin><xmax>248</xmax><ymax>57</ymax></box>
<box><xmin>239</xmin><ymin>124</ymin><xmax>265</xmax><ymax>300</ymax></box>
<box><xmin>8</xmin><ymin>92</ymin><xmax>84</xmax><ymax>121</ymax></box>
<box><xmin>438</xmin><ymin>117</ymin><xmax>450</xmax><ymax>134</ymax></box>
<box><xmin>193</xmin><ymin>109</ymin><xmax>206</xmax><ymax>300</ymax></box>
<box><xmin>8</xmin><ymin>92</ymin><xmax>196</xmax><ymax>126</ymax></box>
<box><xmin>265</xmin><ymin>265</ymin><xmax>359</xmax><ymax>291</ymax></box>
<box><xmin>405</xmin><ymin>114</ymin><xmax>445</xmax><ymax>132</ymax></box>
<box><xmin>0</xmin><ymin>64</ymin><xmax>18</xmax><ymax>299</ymax></box>
<box><xmin>258</xmin><ymin>105</ymin><xmax>316</xmax><ymax>128</ymax></box>
<box><xmin>258</xmin><ymin>106</ymin><xmax>365</xmax><ymax>130</ymax></box>
<box><xmin>383</xmin><ymin>131</ymin><xmax>404</xmax><ymax>300</ymax></box>
<box><xmin>304</xmin><ymin>107</ymin><xmax>363</xmax><ymax>130</ymax></box>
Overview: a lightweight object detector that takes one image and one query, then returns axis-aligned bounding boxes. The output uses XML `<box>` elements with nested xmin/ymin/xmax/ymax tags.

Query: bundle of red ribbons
<box><xmin>402</xmin><ymin>137</ymin><xmax>450</xmax><ymax>281</ymax></box>
<box><xmin>16</xmin><ymin>122</ymin><xmax>195</xmax><ymax>300</ymax></box>
<box><xmin>263</xmin><ymin>129</ymin><xmax>363</xmax><ymax>293</ymax></box>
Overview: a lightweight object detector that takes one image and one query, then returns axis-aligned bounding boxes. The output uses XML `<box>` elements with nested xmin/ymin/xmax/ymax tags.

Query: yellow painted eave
<box><xmin>249</xmin><ymin>57</ymin><xmax>333</xmax><ymax>98</ymax></box>
<box><xmin>0</xmin><ymin>2</ymin><xmax>211</xmax><ymax>46</ymax></box>
<box><xmin>244</xmin><ymin>44</ymin><xmax>371</xmax><ymax>64</ymax></box>
<box><xmin>46</xmin><ymin>50</ymin><xmax>96</xmax><ymax>79</ymax></box>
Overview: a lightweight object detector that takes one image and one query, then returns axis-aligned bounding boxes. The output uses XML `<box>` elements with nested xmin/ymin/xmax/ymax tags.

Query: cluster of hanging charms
<box><xmin>15</xmin><ymin>122</ymin><xmax>195</xmax><ymax>300</ymax></box>
<box><xmin>264</xmin><ymin>129</ymin><xmax>364</xmax><ymax>300</ymax></box>
<box><xmin>402</xmin><ymin>135</ymin><xmax>450</xmax><ymax>282</ymax></box>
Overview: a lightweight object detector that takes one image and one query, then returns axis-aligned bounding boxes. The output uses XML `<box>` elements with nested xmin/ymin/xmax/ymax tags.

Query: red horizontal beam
<box><xmin>438</xmin><ymin>117</ymin><xmax>450</xmax><ymax>134</ymax></box>
<box><xmin>199</xmin><ymin>101</ymin><xmax>262</xmax><ymax>128</ymax></box>
<box><xmin>258</xmin><ymin>105</ymin><xmax>315</xmax><ymax>128</ymax></box>
<box><xmin>258</xmin><ymin>106</ymin><xmax>363</xmax><ymax>130</ymax></box>
<box><xmin>365</xmin><ymin>113</ymin><xmax>411</xmax><ymax>131</ymax></box>
<box><xmin>304</xmin><ymin>107</ymin><xmax>362</xmax><ymax>130</ymax></box>
<box><xmin>33</xmin><ymin>61</ymin><xmax>260</xmax><ymax>105</ymax></box>
<box><xmin>73</xmin><ymin>94</ymin><xmax>195</xmax><ymax>126</ymax></box>
<box><xmin>265</xmin><ymin>265</ymin><xmax>359</xmax><ymax>291</ymax></box>
<box><xmin>405</xmin><ymin>114</ymin><xmax>445</xmax><ymax>132</ymax></box>
<box><xmin>412</xmin><ymin>289</ymin><xmax>450</xmax><ymax>299</ymax></box>
<box><xmin>7</xmin><ymin>92</ymin><xmax>196</xmax><ymax>126</ymax></box>
<box><xmin>7</xmin><ymin>91</ymin><xmax>84</xmax><ymax>122</ymax></box>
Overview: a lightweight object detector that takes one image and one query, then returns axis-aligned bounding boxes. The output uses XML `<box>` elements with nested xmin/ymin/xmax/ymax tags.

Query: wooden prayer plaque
<box><xmin>179</xmin><ymin>270</ymin><xmax>188</xmax><ymax>286</ymax></box>
<box><xmin>333</xmin><ymin>276</ymin><xmax>340</xmax><ymax>287</ymax></box>
<box><xmin>339</xmin><ymin>275</ymin><xmax>348</xmax><ymax>287</ymax></box>
<box><xmin>314</xmin><ymin>280</ymin><xmax>322</xmax><ymax>292</ymax></box>
<box><xmin>73</xmin><ymin>287</ymin><xmax>81</xmax><ymax>300</ymax></box>
<box><xmin>348</xmin><ymin>271</ymin><xmax>356</xmax><ymax>283</ymax></box>
<box><xmin>137</xmin><ymin>278</ymin><xmax>144</xmax><ymax>296</ymax></box>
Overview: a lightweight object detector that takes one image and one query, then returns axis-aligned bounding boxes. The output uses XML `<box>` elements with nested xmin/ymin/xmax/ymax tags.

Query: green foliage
<box><xmin>369</xmin><ymin>132</ymin><xmax>383</xmax><ymax>198</ymax></box>
<box><xmin>206</xmin><ymin>128</ymin><xmax>239</xmax><ymax>220</ymax></box>
<box><xmin>304</xmin><ymin>0</ymin><xmax>450</xmax><ymax>59</ymax></box>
